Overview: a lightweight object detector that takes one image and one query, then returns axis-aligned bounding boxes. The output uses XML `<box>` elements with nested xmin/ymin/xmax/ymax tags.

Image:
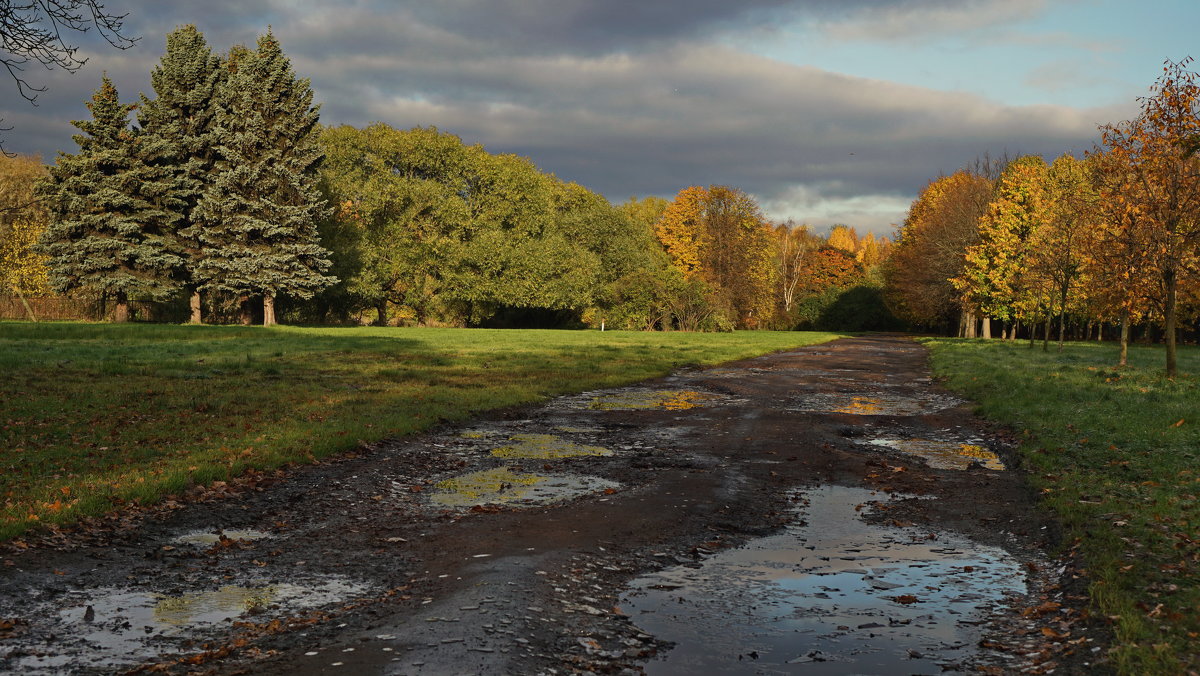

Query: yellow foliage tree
<box><xmin>0</xmin><ymin>154</ymin><xmax>51</xmax><ymax>319</ymax></box>
<box><xmin>827</xmin><ymin>224</ymin><xmax>859</xmax><ymax>253</ymax></box>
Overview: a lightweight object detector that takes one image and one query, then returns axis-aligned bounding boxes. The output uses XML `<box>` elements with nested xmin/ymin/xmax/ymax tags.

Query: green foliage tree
<box><xmin>136</xmin><ymin>24</ymin><xmax>223</xmax><ymax>323</ymax></box>
<box><xmin>193</xmin><ymin>34</ymin><xmax>334</xmax><ymax>326</ymax></box>
<box><xmin>37</xmin><ymin>76</ymin><xmax>183</xmax><ymax>321</ymax></box>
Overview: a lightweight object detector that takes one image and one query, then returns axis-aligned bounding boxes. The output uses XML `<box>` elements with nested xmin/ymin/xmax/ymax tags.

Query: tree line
<box><xmin>0</xmin><ymin>25</ymin><xmax>896</xmax><ymax>332</ymax></box>
<box><xmin>885</xmin><ymin>58</ymin><xmax>1200</xmax><ymax>375</ymax></box>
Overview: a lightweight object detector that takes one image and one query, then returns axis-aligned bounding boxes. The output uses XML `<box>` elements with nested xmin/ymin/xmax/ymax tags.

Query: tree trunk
<box><xmin>263</xmin><ymin>294</ymin><xmax>276</xmax><ymax>327</ymax></box>
<box><xmin>239</xmin><ymin>295</ymin><xmax>253</xmax><ymax>326</ymax></box>
<box><xmin>1055</xmin><ymin>286</ymin><xmax>1064</xmax><ymax>350</ymax></box>
<box><xmin>376</xmin><ymin>300</ymin><xmax>388</xmax><ymax>327</ymax></box>
<box><xmin>981</xmin><ymin>316</ymin><xmax>992</xmax><ymax>339</ymax></box>
<box><xmin>965</xmin><ymin>311</ymin><xmax>976</xmax><ymax>338</ymax></box>
<box><xmin>1119</xmin><ymin>311</ymin><xmax>1130</xmax><ymax>367</ymax></box>
<box><xmin>1165</xmin><ymin>268</ymin><xmax>1178</xmax><ymax>377</ymax></box>
<box><xmin>189</xmin><ymin>290</ymin><xmax>202</xmax><ymax>324</ymax></box>
<box><xmin>14</xmin><ymin>287</ymin><xmax>38</xmax><ymax>322</ymax></box>
<box><xmin>1042</xmin><ymin>316</ymin><xmax>1050</xmax><ymax>352</ymax></box>
<box><xmin>114</xmin><ymin>292</ymin><xmax>129</xmax><ymax>323</ymax></box>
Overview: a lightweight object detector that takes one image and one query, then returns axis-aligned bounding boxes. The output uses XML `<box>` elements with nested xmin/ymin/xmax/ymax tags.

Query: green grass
<box><xmin>924</xmin><ymin>338</ymin><xmax>1200</xmax><ymax>675</ymax></box>
<box><xmin>0</xmin><ymin>321</ymin><xmax>841</xmax><ymax>541</ymax></box>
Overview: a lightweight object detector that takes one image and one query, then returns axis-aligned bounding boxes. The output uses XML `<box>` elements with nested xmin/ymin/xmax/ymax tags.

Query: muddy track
<box><xmin>0</xmin><ymin>335</ymin><xmax>1107</xmax><ymax>674</ymax></box>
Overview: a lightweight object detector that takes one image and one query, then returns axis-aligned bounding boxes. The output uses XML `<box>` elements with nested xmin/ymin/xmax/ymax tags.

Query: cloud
<box><xmin>816</xmin><ymin>0</ymin><xmax>1051</xmax><ymax>42</ymax></box>
<box><xmin>0</xmin><ymin>1</ymin><xmax>1121</xmax><ymax>235</ymax></box>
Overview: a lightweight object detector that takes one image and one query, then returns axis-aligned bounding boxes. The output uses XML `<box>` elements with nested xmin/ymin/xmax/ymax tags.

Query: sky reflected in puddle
<box><xmin>171</xmin><ymin>529</ymin><xmax>271</xmax><ymax>546</ymax></box>
<box><xmin>869</xmin><ymin>439</ymin><xmax>1005</xmax><ymax>471</ymax></box>
<box><xmin>489</xmin><ymin>433</ymin><xmax>612</xmax><ymax>459</ymax></box>
<box><xmin>621</xmin><ymin>485</ymin><xmax>1025</xmax><ymax>674</ymax></box>
<box><xmin>429</xmin><ymin>467</ymin><xmax>619</xmax><ymax>507</ymax></box>
<box><xmin>10</xmin><ymin>578</ymin><xmax>368</xmax><ymax>673</ymax></box>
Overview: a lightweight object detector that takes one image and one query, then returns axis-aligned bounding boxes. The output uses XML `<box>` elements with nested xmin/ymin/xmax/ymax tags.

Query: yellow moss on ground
<box><xmin>588</xmin><ymin>389</ymin><xmax>715</xmax><ymax>411</ymax></box>
<box><xmin>489</xmin><ymin>434</ymin><xmax>611</xmax><ymax>459</ymax></box>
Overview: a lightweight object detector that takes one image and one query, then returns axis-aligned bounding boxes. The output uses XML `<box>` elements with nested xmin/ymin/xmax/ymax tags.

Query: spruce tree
<box><xmin>194</xmin><ymin>32</ymin><xmax>334</xmax><ymax>325</ymax></box>
<box><xmin>137</xmin><ymin>24</ymin><xmax>224</xmax><ymax>323</ymax></box>
<box><xmin>36</xmin><ymin>76</ymin><xmax>184</xmax><ymax>321</ymax></box>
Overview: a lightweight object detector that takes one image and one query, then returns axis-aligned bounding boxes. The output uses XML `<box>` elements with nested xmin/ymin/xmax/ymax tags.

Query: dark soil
<box><xmin>0</xmin><ymin>335</ymin><xmax>1108</xmax><ymax>674</ymax></box>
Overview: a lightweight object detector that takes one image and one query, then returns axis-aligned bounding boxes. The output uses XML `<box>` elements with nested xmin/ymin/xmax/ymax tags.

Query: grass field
<box><xmin>0</xmin><ymin>322</ymin><xmax>841</xmax><ymax>541</ymax></box>
<box><xmin>925</xmin><ymin>338</ymin><xmax>1200</xmax><ymax>675</ymax></box>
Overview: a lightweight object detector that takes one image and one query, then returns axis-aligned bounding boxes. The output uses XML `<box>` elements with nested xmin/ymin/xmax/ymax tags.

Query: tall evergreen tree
<box><xmin>36</xmin><ymin>76</ymin><xmax>184</xmax><ymax>321</ymax></box>
<box><xmin>137</xmin><ymin>24</ymin><xmax>224</xmax><ymax>323</ymax></box>
<box><xmin>194</xmin><ymin>32</ymin><xmax>334</xmax><ymax>325</ymax></box>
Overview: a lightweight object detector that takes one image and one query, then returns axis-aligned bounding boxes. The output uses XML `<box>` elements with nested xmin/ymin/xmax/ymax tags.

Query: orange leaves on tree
<box><xmin>654</xmin><ymin>186</ymin><xmax>708</xmax><ymax>277</ymax></box>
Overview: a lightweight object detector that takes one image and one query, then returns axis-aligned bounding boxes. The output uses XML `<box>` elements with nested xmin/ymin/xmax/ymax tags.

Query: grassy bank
<box><xmin>0</xmin><ymin>322</ymin><xmax>840</xmax><ymax>541</ymax></box>
<box><xmin>925</xmin><ymin>338</ymin><xmax>1200</xmax><ymax>675</ymax></box>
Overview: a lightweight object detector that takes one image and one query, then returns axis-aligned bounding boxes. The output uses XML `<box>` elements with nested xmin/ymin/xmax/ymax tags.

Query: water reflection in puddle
<box><xmin>489</xmin><ymin>433</ymin><xmax>612</xmax><ymax>459</ymax></box>
<box><xmin>11</xmin><ymin>578</ymin><xmax>368</xmax><ymax>673</ymax></box>
<box><xmin>172</xmin><ymin>529</ymin><xmax>271</xmax><ymax>545</ymax></box>
<box><xmin>429</xmin><ymin>467</ymin><xmax>619</xmax><ymax>508</ymax></box>
<box><xmin>791</xmin><ymin>392</ymin><xmax>963</xmax><ymax>416</ymax></box>
<box><xmin>585</xmin><ymin>389</ymin><xmax>717</xmax><ymax>411</ymax></box>
<box><xmin>621</xmin><ymin>485</ymin><xmax>1025</xmax><ymax>674</ymax></box>
<box><xmin>869</xmin><ymin>439</ymin><xmax>1005</xmax><ymax>471</ymax></box>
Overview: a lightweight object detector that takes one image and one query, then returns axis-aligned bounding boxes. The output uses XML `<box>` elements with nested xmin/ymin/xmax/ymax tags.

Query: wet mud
<box><xmin>0</xmin><ymin>335</ymin><xmax>1104</xmax><ymax>674</ymax></box>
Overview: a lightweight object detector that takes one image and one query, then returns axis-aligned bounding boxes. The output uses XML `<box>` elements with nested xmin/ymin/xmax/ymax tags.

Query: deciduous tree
<box><xmin>954</xmin><ymin>155</ymin><xmax>1050</xmax><ymax>335</ymax></box>
<box><xmin>1097</xmin><ymin>58</ymin><xmax>1200</xmax><ymax>376</ymax></box>
<box><xmin>0</xmin><ymin>153</ymin><xmax>49</xmax><ymax>318</ymax></box>
<box><xmin>884</xmin><ymin>171</ymin><xmax>991</xmax><ymax>332</ymax></box>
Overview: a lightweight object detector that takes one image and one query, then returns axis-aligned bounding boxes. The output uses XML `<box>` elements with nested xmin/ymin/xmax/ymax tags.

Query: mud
<box><xmin>0</xmin><ymin>335</ymin><xmax>1106</xmax><ymax>674</ymax></box>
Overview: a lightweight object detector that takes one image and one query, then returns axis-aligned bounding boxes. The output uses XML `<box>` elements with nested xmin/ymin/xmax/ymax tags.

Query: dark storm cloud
<box><xmin>1</xmin><ymin>0</ymin><xmax>1109</xmax><ymax>231</ymax></box>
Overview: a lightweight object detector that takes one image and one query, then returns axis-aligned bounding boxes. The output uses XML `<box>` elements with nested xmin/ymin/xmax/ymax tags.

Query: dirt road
<box><xmin>0</xmin><ymin>335</ymin><xmax>1103</xmax><ymax>674</ymax></box>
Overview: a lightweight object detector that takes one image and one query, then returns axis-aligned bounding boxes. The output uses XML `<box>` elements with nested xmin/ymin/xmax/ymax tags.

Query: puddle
<box><xmin>790</xmin><ymin>392</ymin><xmax>963</xmax><ymax>416</ymax></box>
<box><xmin>429</xmin><ymin>467</ymin><xmax>619</xmax><ymax>508</ymax></box>
<box><xmin>621</xmin><ymin>485</ymin><xmax>1025</xmax><ymax>674</ymax></box>
<box><xmin>583</xmin><ymin>389</ymin><xmax>718</xmax><ymax>411</ymax></box>
<box><xmin>8</xmin><ymin>578</ymin><xmax>369</xmax><ymax>673</ymax></box>
<box><xmin>869</xmin><ymin>439</ymin><xmax>1006</xmax><ymax>471</ymax></box>
<box><xmin>171</xmin><ymin>528</ymin><xmax>271</xmax><ymax>545</ymax></box>
<box><xmin>489</xmin><ymin>433</ymin><xmax>612</xmax><ymax>459</ymax></box>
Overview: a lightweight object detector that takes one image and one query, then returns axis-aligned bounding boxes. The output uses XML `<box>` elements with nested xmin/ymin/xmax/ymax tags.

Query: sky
<box><xmin>2</xmin><ymin>0</ymin><xmax>1197</xmax><ymax>237</ymax></box>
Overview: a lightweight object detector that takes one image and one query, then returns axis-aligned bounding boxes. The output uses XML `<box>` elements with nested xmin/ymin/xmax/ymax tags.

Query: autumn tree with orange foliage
<box><xmin>884</xmin><ymin>170</ymin><xmax>991</xmax><ymax>333</ymax></box>
<box><xmin>1097</xmin><ymin>58</ymin><xmax>1200</xmax><ymax>376</ymax></box>
<box><xmin>654</xmin><ymin>185</ymin><xmax>777</xmax><ymax>328</ymax></box>
<box><xmin>654</xmin><ymin>186</ymin><xmax>707</xmax><ymax>277</ymax></box>
<box><xmin>1086</xmin><ymin>149</ymin><xmax>1159</xmax><ymax>365</ymax></box>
